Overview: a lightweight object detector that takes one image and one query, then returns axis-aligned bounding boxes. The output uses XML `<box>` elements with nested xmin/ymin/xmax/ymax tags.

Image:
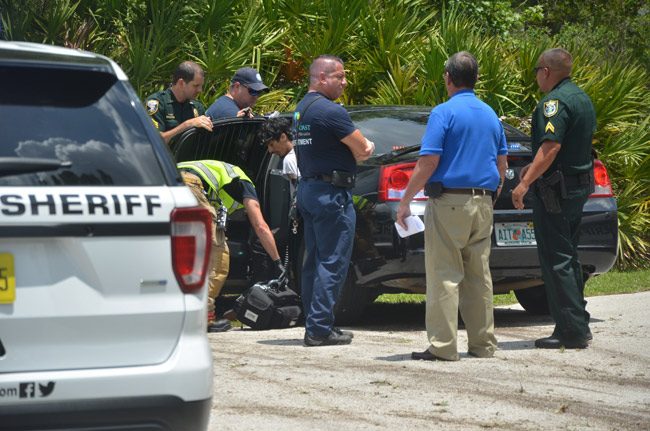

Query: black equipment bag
<box><xmin>235</xmin><ymin>279</ymin><xmax>302</xmax><ymax>330</ymax></box>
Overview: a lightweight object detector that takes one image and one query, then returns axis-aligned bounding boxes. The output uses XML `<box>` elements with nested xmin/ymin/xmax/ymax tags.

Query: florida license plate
<box><xmin>495</xmin><ymin>222</ymin><xmax>536</xmax><ymax>246</ymax></box>
<box><xmin>0</xmin><ymin>253</ymin><xmax>16</xmax><ymax>304</ymax></box>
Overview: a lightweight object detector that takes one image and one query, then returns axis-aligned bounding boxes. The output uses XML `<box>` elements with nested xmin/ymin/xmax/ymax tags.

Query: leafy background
<box><xmin>1</xmin><ymin>0</ymin><xmax>648</xmax><ymax>267</ymax></box>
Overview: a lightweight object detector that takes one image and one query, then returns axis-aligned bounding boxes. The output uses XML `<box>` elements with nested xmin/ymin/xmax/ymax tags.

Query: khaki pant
<box><xmin>181</xmin><ymin>172</ymin><xmax>229</xmax><ymax>316</ymax></box>
<box><xmin>424</xmin><ymin>193</ymin><xmax>497</xmax><ymax>361</ymax></box>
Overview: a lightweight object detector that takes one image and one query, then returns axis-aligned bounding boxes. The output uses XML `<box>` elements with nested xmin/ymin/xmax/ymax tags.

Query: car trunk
<box><xmin>0</xmin><ymin>186</ymin><xmax>184</xmax><ymax>372</ymax></box>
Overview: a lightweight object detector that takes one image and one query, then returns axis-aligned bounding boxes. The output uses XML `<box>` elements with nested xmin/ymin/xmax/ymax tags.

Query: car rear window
<box><xmin>349</xmin><ymin>109</ymin><xmax>530</xmax><ymax>156</ymax></box>
<box><xmin>350</xmin><ymin>110</ymin><xmax>429</xmax><ymax>155</ymax></box>
<box><xmin>0</xmin><ymin>66</ymin><xmax>165</xmax><ymax>186</ymax></box>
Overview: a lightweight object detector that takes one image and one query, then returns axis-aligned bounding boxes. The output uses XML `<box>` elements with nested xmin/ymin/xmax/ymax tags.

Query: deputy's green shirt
<box><xmin>531</xmin><ymin>78</ymin><xmax>596</xmax><ymax>175</ymax></box>
<box><xmin>145</xmin><ymin>88</ymin><xmax>206</xmax><ymax>132</ymax></box>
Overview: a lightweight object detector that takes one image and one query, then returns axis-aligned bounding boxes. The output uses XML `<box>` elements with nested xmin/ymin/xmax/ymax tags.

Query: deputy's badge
<box><xmin>193</xmin><ymin>108</ymin><xmax>199</xmax><ymax>117</ymax></box>
<box><xmin>146</xmin><ymin>100</ymin><xmax>159</xmax><ymax>115</ymax></box>
<box><xmin>545</xmin><ymin>121</ymin><xmax>555</xmax><ymax>133</ymax></box>
<box><xmin>543</xmin><ymin>100</ymin><xmax>558</xmax><ymax>117</ymax></box>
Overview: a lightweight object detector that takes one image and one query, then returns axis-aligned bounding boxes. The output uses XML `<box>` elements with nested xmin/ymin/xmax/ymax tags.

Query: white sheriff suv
<box><xmin>0</xmin><ymin>41</ymin><xmax>213</xmax><ymax>430</ymax></box>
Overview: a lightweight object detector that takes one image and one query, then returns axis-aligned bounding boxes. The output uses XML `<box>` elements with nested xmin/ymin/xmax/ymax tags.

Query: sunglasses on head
<box><xmin>241</xmin><ymin>83</ymin><xmax>261</xmax><ymax>97</ymax></box>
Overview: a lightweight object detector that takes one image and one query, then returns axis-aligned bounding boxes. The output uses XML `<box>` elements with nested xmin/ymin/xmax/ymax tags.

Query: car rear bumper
<box><xmin>0</xmin><ymin>325</ymin><xmax>213</xmax><ymax>431</ymax></box>
<box><xmin>0</xmin><ymin>396</ymin><xmax>211</xmax><ymax>431</ymax></box>
<box><xmin>356</xmin><ymin>208</ymin><xmax>617</xmax><ymax>291</ymax></box>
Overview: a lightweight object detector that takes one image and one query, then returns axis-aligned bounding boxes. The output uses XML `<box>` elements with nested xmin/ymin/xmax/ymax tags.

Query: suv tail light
<box><xmin>590</xmin><ymin>160</ymin><xmax>614</xmax><ymax>198</ymax></box>
<box><xmin>171</xmin><ymin>207</ymin><xmax>212</xmax><ymax>293</ymax></box>
<box><xmin>378</xmin><ymin>162</ymin><xmax>427</xmax><ymax>202</ymax></box>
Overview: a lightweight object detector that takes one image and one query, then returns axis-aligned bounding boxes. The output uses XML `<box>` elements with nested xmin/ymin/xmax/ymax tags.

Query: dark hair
<box><xmin>259</xmin><ymin>117</ymin><xmax>293</xmax><ymax>144</ymax></box>
<box><xmin>444</xmin><ymin>51</ymin><xmax>478</xmax><ymax>89</ymax></box>
<box><xmin>172</xmin><ymin>61</ymin><xmax>204</xmax><ymax>84</ymax></box>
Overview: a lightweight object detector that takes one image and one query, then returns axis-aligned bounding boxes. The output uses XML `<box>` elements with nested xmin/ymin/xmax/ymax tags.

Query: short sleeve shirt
<box><xmin>282</xmin><ymin>149</ymin><xmax>300</xmax><ymax>179</ymax></box>
<box><xmin>221</xmin><ymin>178</ymin><xmax>258</xmax><ymax>205</ymax></box>
<box><xmin>532</xmin><ymin>78</ymin><xmax>596</xmax><ymax>174</ymax></box>
<box><xmin>145</xmin><ymin>88</ymin><xmax>205</xmax><ymax>132</ymax></box>
<box><xmin>293</xmin><ymin>92</ymin><xmax>357</xmax><ymax>178</ymax></box>
<box><xmin>420</xmin><ymin>90</ymin><xmax>507</xmax><ymax>191</ymax></box>
<box><xmin>206</xmin><ymin>95</ymin><xmax>240</xmax><ymax>119</ymax></box>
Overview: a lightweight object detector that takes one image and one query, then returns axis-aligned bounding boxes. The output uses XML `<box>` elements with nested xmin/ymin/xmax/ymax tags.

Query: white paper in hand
<box><xmin>394</xmin><ymin>215</ymin><xmax>425</xmax><ymax>238</ymax></box>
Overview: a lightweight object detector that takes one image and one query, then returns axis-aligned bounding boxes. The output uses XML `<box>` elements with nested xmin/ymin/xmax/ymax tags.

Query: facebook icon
<box><xmin>19</xmin><ymin>382</ymin><xmax>35</xmax><ymax>398</ymax></box>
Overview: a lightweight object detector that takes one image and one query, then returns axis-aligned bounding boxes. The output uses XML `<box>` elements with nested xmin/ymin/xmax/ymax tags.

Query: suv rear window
<box><xmin>0</xmin><ymin>66</ymin><xmax>165</xmax><ymax>186</ymax></box>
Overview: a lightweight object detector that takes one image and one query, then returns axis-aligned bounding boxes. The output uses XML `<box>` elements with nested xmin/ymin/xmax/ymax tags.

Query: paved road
<box><xmin>207</xmin><ymin>292</ymin><xmax>650</xmax><ymax>430</ymax></box>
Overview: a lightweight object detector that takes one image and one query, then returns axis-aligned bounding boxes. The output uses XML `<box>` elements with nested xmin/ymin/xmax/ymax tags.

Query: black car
<box><xmin>171</xmin><ymin>105</ymin><xmax>618</xmax><ymax>323</ymax></box>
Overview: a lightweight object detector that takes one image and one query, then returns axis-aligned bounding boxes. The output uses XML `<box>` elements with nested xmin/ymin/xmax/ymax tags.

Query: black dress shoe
<box><xmin>535</xmin><ymin>335</ymin><xmax>588</xmax><ymax>349</ymax></box>
<box><xmin>208</xmin><ymin>318</ymin><xmax>232</xmax><ymax>333</ymax></box>
<box><xmin>304</xmin><ymin>330</ymin><xmax>352</xmax><ymax>347</ymax></box>
<box><xmin>411</xmin><ymin>349</ymin><xmax>449</xmax><ymax>361</ymax></box>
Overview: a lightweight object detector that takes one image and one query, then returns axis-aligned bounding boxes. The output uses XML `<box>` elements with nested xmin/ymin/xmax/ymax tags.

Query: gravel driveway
<box><xmin>207</xmin><ymin>291</ymin><xmax>650</xmax><ymax>430</ymax></box>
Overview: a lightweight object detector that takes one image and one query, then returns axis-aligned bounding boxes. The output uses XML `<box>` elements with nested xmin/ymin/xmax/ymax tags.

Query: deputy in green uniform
<box><xmin>177</xmin><ymin>160</ymin><xmax>284</xmax><ymax>332</ymax></box>
<box><xmin>512</xmin><ymin>48</ymin><xmax>596</xmax><ymax>349</ymax></box>
<box><xmin>145</xmin><ymin>61</ymin><xmax>213</xmax><ymax>144</ymax></box>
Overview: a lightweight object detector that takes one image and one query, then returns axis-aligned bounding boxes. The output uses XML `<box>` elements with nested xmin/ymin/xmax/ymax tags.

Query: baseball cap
<box><xmin>231</xmin><ymin>67</ymin><xmax>269</xmax><ymax>92</ymax></box>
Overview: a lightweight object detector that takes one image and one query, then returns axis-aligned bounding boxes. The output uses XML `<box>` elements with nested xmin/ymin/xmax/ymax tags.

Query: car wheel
<box><xmin>514</xmin><ymin>285</ymin><xmax>550</xmax><ymax>315</ymax></box>
<box><xmin>334</xmin><ymin>270</ymin><xmax>371</xmax><ymax>325</ymax></box>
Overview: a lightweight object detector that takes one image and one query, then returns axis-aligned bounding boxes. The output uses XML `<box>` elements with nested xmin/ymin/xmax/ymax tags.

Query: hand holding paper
<box><xmin>394</xmin><ymin>215</ymin><xmax>425</xmax><ymax>238</ymax></box>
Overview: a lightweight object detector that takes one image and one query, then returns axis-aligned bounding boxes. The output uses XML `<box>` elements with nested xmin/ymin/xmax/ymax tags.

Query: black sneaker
<box><xmin>332</xmin><ymin>327</ymin><xmax>354</xmax><ymax>338</ymax></box>
<box><xmin>208</xmin><ymin>318</ymin><xmax>232</xmax><ymax>333</ymax></box>
<box><xmin>304</xmin><ymin>330</ymin><xmax>352</xmax><ymax>347</ymax></box>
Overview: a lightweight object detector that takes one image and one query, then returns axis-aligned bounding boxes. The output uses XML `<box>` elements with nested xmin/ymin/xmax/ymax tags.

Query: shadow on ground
<box><xmin>350</xmin><ymin>301</ymin><xmax>556</xmax><ymax>332</ymax></box>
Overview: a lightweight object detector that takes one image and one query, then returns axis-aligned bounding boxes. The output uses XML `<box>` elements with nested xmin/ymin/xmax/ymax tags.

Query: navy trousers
<box><xmin>297</xmin><ymin>179</ymin><xmax>356</xmax><ymax>337</ymax></box>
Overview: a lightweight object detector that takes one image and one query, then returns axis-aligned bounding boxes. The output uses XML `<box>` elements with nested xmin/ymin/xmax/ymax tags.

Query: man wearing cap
<box><xmin>145</xmin><ymin>61</ymin><xmax>213</xmax><ymax>144</ymax></box>
<box><xmin>206</xmin><ymin>67</ymin><xmax>269</xmax><ymax>119</ymax></box>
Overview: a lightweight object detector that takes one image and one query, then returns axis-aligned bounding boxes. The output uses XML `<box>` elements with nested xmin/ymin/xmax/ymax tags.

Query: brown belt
<box><xmin>443</xmin><ymin>188</ymin><xmax>493</xmax><ymax>196</ymax></box>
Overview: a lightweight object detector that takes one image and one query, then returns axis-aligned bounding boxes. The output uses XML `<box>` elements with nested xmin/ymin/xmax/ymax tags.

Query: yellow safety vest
<box><xmin>177</xmin><ymin>160</ymin><xmax>253</xmax><ymax>215</ymax></box>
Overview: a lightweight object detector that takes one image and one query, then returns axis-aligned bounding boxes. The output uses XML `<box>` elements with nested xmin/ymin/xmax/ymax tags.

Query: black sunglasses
<box><xmin>241</xmin><ymin>83</ymin><xmax>262</xmax><ymax>97</ymax></box>
<box><xmin>533</xmin><ymin>66</ymin><xmax>548</xmax><ymax>73</ymax></box>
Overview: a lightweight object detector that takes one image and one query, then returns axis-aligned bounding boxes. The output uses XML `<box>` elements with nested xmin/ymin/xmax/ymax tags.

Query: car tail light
<box><xmin>171</xmin><ymin>207</ymin><xmax>212</xmax><ymax>293</ymax></box>
<box><xmin>590</xmin><ymin>160</ymin><xmax>614</xmax><ymax>198</ymax></box>
<box><xmin>378</xmin><ymin>162</ymin><xmax>427</xmax><ymax>202</ymax></box>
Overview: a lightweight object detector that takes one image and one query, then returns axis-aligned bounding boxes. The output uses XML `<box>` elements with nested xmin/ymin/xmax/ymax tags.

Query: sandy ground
<box><xmin>207</xmin><ymin>291</ymin><xmax>650</xmax><ymax>430</ymax></box>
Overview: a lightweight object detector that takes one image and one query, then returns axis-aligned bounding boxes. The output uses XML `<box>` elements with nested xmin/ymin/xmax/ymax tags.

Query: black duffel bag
<box><xmin>235</xmin><ymin>279</ymin><xmax>302</xmax><ymax>330</ymax></box>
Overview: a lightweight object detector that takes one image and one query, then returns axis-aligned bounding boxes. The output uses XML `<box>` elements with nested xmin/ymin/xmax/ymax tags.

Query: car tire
<box><xmin>334</xmin><ymin>270</ymin><xmax>371</xmax><ymax>325</ymax></box>
<box><xmin>514</xmin><ymin>285</ymin><xmax>550</xmax><ymax>315</ymax></box>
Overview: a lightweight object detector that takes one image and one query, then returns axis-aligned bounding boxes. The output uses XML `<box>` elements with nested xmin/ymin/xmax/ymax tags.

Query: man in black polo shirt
<box><xmin>145</xmin><ymin>61</ymin><xmax>213</xmax><ymax>144</ymax></box>
<box><xmin>293</xmin><ymin>55</ymin><xmax>374</xmax><ymax>347</ymax></box>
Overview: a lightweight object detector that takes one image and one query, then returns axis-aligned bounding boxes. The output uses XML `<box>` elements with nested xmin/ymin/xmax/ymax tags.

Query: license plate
<box><xmin>0</xmin><ymin>253</ymin><xmax>16</xmax><ymax>304</ymax></box>
<box><xmin>495</xmin><ymin>222</ymin><xmax>536</xmax><ymax>246</ymax></box>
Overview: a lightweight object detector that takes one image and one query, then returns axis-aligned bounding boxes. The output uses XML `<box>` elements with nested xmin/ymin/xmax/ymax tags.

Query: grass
<box><xmin>374</xmin><ymin>269</ymin><xmax>650</xmax><ymax>306</ymax></box>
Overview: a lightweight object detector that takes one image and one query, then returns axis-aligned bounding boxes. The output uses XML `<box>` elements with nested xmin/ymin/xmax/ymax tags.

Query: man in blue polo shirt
<box><xmin>397</xmin><ymin>51</ymin><xmax>508</xmax><ymax>361</ymax></box>
<box><xmin>294</xmin><ymin>55</ymin><xmax>374</xmax><ymax>347</ymax></box>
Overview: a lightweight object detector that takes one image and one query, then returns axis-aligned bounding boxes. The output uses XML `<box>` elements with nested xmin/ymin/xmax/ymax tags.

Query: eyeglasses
<box><xmin>533</xmin><ymin>66</ymin><xmax>548</xmax><ymax>74</ymax></box>
<box><xmin>241</xmin><ymin>83</ymin><xmax>261</xmax><ymax>97</ymax></box>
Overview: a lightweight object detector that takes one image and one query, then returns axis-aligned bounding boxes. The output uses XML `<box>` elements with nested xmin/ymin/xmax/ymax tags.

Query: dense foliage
<box><xmin>1</xmin><ymin>0</ymin><xmax>648</xmax><ymax>267</ymax></box>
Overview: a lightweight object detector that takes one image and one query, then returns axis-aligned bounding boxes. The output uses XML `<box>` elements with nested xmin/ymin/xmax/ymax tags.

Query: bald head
<box><xmin>309</xmin><ymin>55</ymin><xmax>344</xmax><ymax>86</ymax></box>
<box><xmin>538</xmin><ymin>48</ymin><xmax>572</xmax><ymax>78</ymax></box>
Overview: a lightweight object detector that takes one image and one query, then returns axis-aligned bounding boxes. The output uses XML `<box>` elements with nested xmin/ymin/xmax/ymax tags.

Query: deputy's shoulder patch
<box><xmin>146</xmin><ymin>99</ymin><xmax>159</xmax><ymax>115</ymax></box>
<box><xmin>543</xmin><ymin>100</ymin><xmax>558</xmax><ymax>117</ymax></box>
